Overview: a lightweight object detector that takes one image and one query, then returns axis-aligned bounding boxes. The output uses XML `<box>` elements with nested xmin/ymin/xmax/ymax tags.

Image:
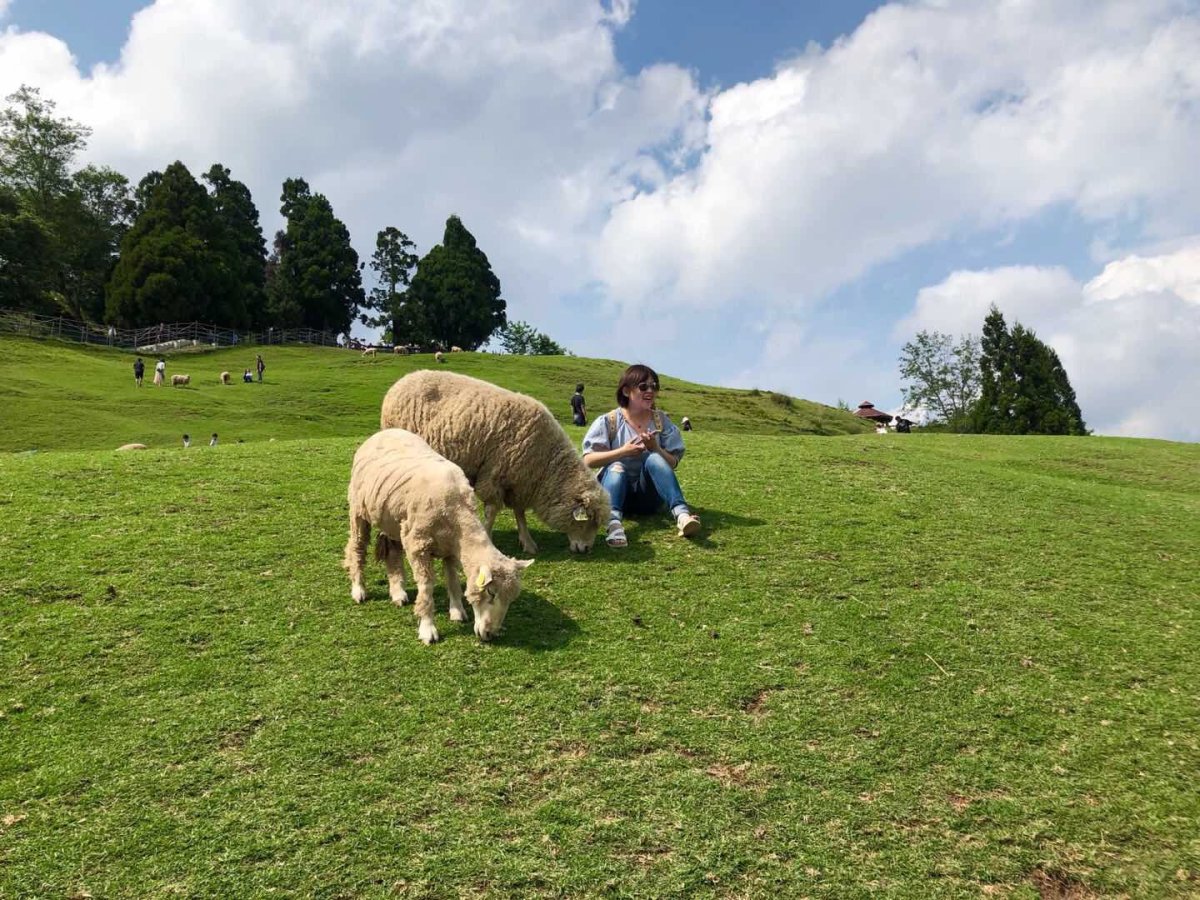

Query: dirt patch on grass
<box><xmin>739</xmin><ymin>687</ymin><xmax>780</xmax><ymax>718</ymax></box>
<box><xmin>1029</xmin><ymin>868</ymin><xmax>1103</xmax><ymax>899</ymax></box>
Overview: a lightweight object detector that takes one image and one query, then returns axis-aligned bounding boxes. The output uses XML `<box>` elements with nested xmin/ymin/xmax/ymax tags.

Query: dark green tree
<box><xmin>265</xmin><ymin>178</ymin><xmax>363</xmax><ymax>333</ymax></box>
<box><xmin>133</xmin><ymin>170</ymin><xmax>162</xmax><ymax>217</ymax></box>
<box><xmin>105</xmin><ymin>161</ymin><xmax>238</xmax><ymax>326</ymax></box>
<box><xmin>0</xmin><ymin>85</ymin><xmax>89</xmax><ymax>219</ymax></box>
<box><xmin>897</xmin><ymin>330</ymin><xmax>980</xmax><ymax>429</ymax></box>
<box><xmin>363</xmin><ymin>226</ymin><xmax>418</xmax><ymax>338</ymax></box>
<box><xmin>972</xmin><ymin>307</ymin><xmax>1086</xmax><ymax>435</ymax></box>
<box><xmin>203</xmin><ymin>164</ymin><xmax>267</xmax><ymax>328</ymax></box>
<box><xmin>56</xmin><ymin>164</ymin><xmax>134</xmax><ymax>321</ymax></box>
<box><xmin>0</xmin><ymin>185</ymin><xmax>53</xmax><ymax>310</ymax></box>
<box><xmin>497</xmin><ymin>319</ymin><xmax>567</xmax><ymax>355</ymax></box>
<box><xmin>403</xmin><ymin>215</ymin><xmax>506</xmax><ymax>350</ymax></box>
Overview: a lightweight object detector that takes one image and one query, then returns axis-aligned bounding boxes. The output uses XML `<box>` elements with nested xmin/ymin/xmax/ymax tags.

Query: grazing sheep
<box><xmin>116</xmin><ymin>443</ymin><xmax>148</xmax><ymax>451</ymax></box>
<box><xmin>363</xmin><ymin>347</ymin><xmax>377</xmax><ymax>358</ymax></box>
<box><xmin>171</xmin><ymin>374</ymin><xmax>190</xmax><ymax>386</ymax></box>
<box><xmin>393</xmin><ymin>345</ymin><xmax>409</xmax><ymax>355</ymax></box>
<box><xmin>380</xmin><ymin>370</ymin><xmax>610</xmax><ymax>554</ymax></box>
<box><xmin>450</xmin><ymin>346</ymin><xmax>463</xmax><ymax>352</ymax></box>
<box><xmin>345</xmin><ymin>428</ymin><xmax>533</xmax><ymax>644</ymax></box>
<box><xmin>219</xmin><ymin>371</ymin><xmax>230</xmax><ymax>385</ymax></box>
<box><xmin>434</xmin><ymin>350</ymin><xmax>445</xmax><ymax>363</ymax></box>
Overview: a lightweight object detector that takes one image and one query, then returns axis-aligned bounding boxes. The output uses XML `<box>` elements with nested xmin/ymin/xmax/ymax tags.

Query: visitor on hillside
<box><xmin>153</xmin><ymin>357</ymin><xmax>166</xmax><ymax>386</ymax></box>
<box><xmin>210</xmin><ymin>433</ymin><xmax>218</xmax><ymax>447</ymax></box>
<box><xmin>133</xmin><ymin>357</ymin><xmax>145</xmax><ymax>387</ymax></box>
<box><xmin>681</xmin><ymin>416</ymin><xmax>692</xmax><ymax>432</ymax></box>
<box><xmin>182</xmin><ymin>433</ymin><xmax>191</xmax><ymax>449</ymax></box>
<box><xmin>243</xmin><ymin>369</ymin><xmax>253</xmax><ymax>383</ymax></box>
<box><xmin>875</xmin><ymin>421</ymin><xmax>888</xmax><ymax>435</ymax></box>
<box><xmin>570</xmin><ymin>383</ymin><xmax>587</xmax><ymax>426</ymax></box>
<box><xmin>581</xmin><ymin>363</ymin><xmax>701</xmax><ymax>549</ymax></box>
<box><xmin>256</xmin><ymin>354</ymin><xmax>265</xmax><ymax>383</ymax></box>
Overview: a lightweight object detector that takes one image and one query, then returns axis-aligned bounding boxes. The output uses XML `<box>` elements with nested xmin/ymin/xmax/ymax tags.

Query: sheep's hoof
<box><xmin>391</xmin><ymin>592</ymin><xmax>411</xmax><ymax>606</ymax></box>
<box><xmin>520</xmin><ymin>538</ymin><xmax>539</xmax><ymax>554</ymax></box>
<box><xmin>351</xmin><ymin>585</ymin><xmax>367</xmax><ymax>603</ymax></box>
<box><xmin>418</xmin><ymin>622</ymin><xmax>440</xmax><ymax>645</ymax></box>
<box><xmin>449</xmin><ymin>606</ymin><xmax>467</xmax><ymax>622</ymax></box>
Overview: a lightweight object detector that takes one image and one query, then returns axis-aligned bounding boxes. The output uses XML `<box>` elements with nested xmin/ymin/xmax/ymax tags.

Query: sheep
<box><xmin>219</xmin><ymin>371</ymin><xmax>230</xmax><ymax>385</ymax></box>
<box><xmin>363</xmin><ymin>347</ymin><xmax>377</xmax><ymax>358</ymax></box>
<box><xmin>344</xmin><ymin>428</ymin><xmax>533</xmax><ymax>644</ymax></box>
<box><xmin>393</xmin><ymin>345</ymin><xmax>409</xmax><ymax>355</ymax></box>
<box><xmin>379</xmin><ymin>370</ymin><xmax>611</xmax><ymax>554</ymax></box>
<box><xmin>434</xmin><ymin>350</ymin><xmax>445</xmax><ymax>363</ymax></box>
<box><xmin>171</xmin><ymin>374</ymin><xmax>190</xmax><ymax>386</ymax></box>
<box><xmin>450</xmin><ymin>346</ymin><xmax>463</xmax><ymax>353</ymax></box>
<box><xmin>116</xmin><ymin>443</ymin><xmax>148</xmax><ymax>451</ymax></box>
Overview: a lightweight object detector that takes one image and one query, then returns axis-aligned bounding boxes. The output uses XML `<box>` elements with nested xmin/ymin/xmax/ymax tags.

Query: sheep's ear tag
<box><xmin>572</xmin><ymin>505</ymin><xmax>589</xmax><ymax>522</ymax></box>
<box><xmin>476</xmin><ymin>572</ymin><xmax>487</xmax><ymax>589</ymax></box>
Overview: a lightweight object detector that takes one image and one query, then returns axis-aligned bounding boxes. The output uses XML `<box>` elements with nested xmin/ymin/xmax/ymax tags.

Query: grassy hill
<box><xmin>0</xmin><ymin>337</ymin><xmax>870</xmax><ymax>452</ymax></box>
<box><xmin>1</xmin><ymin>337</ymin><xmax>1198</xmax><ymax>897</ymax></box>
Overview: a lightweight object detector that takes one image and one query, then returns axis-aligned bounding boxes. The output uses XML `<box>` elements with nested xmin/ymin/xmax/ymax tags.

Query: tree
<box><xmin>971</xmin><ymin>306</ymin><xmax>1087</xmax><ymax>435</ymax></box>
<box><xmin>56</xmin><ymin>164</ymin><xmax>134</xmax><ymax>321</ymax></box>
<box><xmin>105</xmin><ymin>161</ymin><xmax>237</xmax><ymax>326</ymax></box>
<box><xmin>265</xmin><ymin>177</ymin><xmax>364</xmax><ymax>333</ymax></box>
<box><xmin>362</xmin><ymin>226</ymin><xmax>418</xmax><ymax>337</ymax></box>
<box><xmin>0</xmin><ymin>85</ymin><xmax>89</xmax><ymax>219</ymax></box>
<box><xmin>403</xmin><ymin>215</ymin><xmax>506</xmax><ymax>350</ymax></box>
<box><xmin>203</xmin><ymin>164</ymin><xmax>267</xmax><ymax>328</ymax></box>
<box><xmin>0</xmin><ymin>185</ymin><xmax>53</xmax><ymax>310</ymax></box>
<box><xmin>897</xmin><ymin>330</ymin><xmax>980</xmax><ymax>429</ymax></box>
<box><xmin>497</xmin><ymin>319</ymin><xmax>567</xmax><ymax>355</ymax></box>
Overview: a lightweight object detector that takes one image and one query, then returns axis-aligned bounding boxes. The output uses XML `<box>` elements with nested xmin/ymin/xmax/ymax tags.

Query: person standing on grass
<box><xmin>210</xmin><ymin>433</ymin><xmax>218</xmax><ymax>447</ymax></box>
<box><xmin>153</xmin><ymin>357</ymin><xmax>166</xmax><ymax>386</ymax></box>
<box><xmin>256</xmin><ymin>354</ymin><xmax>265</xmax><ymax>383</ymax></box>
<box><xmin>581</xmin><ymin>363</ymin><xmax>701</xmax><ymax>548</ymax></box>
<box><xmin>182</xmin><ymin>434</ymin><xmax>191</xmax><ymax>449</ymax></box>
<box><xmin>571</xmin><ymin>383</ymin><xmax>587</xmax><ymax>426</ymax></box>
<box><xmin>133</xmin><ymin>357</ymin><xmax>145</xmax><ymax>387</ymax></box>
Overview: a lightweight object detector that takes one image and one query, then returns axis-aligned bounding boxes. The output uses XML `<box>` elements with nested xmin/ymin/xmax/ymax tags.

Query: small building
<box><xmin>853</xmin><ymin>401</ymin><xmax>893</xmax><ymax>424</ymax></box>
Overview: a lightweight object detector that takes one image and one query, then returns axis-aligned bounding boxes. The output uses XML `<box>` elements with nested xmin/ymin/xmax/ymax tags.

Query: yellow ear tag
<box><xmin>476</xmin><ymin>572</ymin><xmax>487</xmax><ymax>589</ymax></box>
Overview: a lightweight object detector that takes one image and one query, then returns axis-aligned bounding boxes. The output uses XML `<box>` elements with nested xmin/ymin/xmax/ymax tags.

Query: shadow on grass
<box><xmin>493</xmin><ymin>590</ymin><xmax>580</xmax><ymax>651</ymax></box>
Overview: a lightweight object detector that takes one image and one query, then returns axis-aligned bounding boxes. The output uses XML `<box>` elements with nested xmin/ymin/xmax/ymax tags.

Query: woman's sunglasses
<box><xmin>636</xmin><ymin>381</ymin><xmax>660</xmax><ymax>392</ymax></box>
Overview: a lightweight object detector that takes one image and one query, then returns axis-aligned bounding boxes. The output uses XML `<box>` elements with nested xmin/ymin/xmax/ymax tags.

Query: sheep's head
<box><xmin>562</xmin><ymin>485</ymin><xmax>611</xmax><ymax>553</ymax></box>
<box><xmin>466</xmin><ymin>557</ymin><xmax>533</xmax><ymax>641</ymax></box>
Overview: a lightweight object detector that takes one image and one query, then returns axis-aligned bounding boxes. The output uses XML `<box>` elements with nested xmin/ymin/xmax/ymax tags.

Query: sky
<box><xmin>2</xmin><ymin>0</ymin><xmax>1199</xmax><ymax>442</ymax></box>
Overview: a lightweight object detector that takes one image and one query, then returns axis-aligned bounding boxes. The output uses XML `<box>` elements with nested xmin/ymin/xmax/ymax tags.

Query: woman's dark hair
<box><xmin>575</xmin><ymin>383</ymin><xmax>584</xmax><ymax>393</ymax></box>
<box><xmin>616</xmin><ymin>364</ymin><xmax>659</xmax><ymax>408</ymax></box>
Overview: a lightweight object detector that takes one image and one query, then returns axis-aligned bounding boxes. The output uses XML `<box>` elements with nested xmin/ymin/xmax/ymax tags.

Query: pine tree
<box><xmin>972</xmin><ymin>307</ymin><xmax>1087</xmax><ymax>435</ymax></box>
<box><xmin>265</xmin><ymin>178</ymin><xmax>363</xmax><ymax>333</ymax></box>
<box><xmin>403</xmin><ymin>215</ymin><xmax>506</xmax><ymax>350</ymax></box>
<box><xmin>105</xmin><ymin>161</ymin><xmax>237</xmax><ymax>327</ymax></box>
<box><xmin>203</xmin><ymin>164</ymin><xmax>267</xmax><ymax>328</ymax></box>
<box><xmin>362</xmin><ymin>226</ymin><xmax>418</xmax><ymax>338</ymax></box>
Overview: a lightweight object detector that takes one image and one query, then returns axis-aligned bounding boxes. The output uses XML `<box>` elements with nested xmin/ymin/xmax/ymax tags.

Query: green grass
<box><xmin>0</xmin><ymin>337</ymin><xmax>870</xmax><ymax>452</ymax></box>
<box><xmin>1</xmin><ymin>338</ymin><xmax>1198</xmax><ymax>897</ymax></box>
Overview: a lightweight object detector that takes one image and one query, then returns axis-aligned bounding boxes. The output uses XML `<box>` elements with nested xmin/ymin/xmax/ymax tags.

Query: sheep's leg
<box><xmin>344</xmin><ymin>515</ymin><xmax>371</xmax><ymax>603</ymax></box>
<box><xmin>482</xmin><ymin>501</ymin><xmax>500</xmax><ymax>535</ymax></box>
<box><xmin>514</xmin><ymin>508</ymin><xmax>539</xmax><ymax>554</ymax></box>
<box><xmin>410</xmin><ymin>553</ymin><xmax>440</xmax><ymax>645</ymax></box>
<box><xmin>379</xmin><ymin>536</ymin><xmax>408</xmax><ymax>605</ymax></box>
<box><xmin>445</xmin><ymin>557</ymin><xmax>467</xmax><ymax>622</ymax></box>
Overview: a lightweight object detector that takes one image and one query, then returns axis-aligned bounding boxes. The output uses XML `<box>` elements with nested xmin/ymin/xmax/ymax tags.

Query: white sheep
<box><xmin>116</xmin><ymin>443</ymin><xmax>148</xmax><ymax>451</ymax></box>
<box><xmin>363</xmin><ymin>347</ymin><xmax>377</xmax><ymax>358</ymax></box>
<box><xmin>434</xmin><ymin>350</ymin><xmax>445</xmax><ymax>363</ymax></box>
<box><xmin>344</xmin><ymin>428</ymin><xmax>532</xmax><ymax>644</ymax></box>
<box><xmin>450</xmin><ymin>346</ymin><xmax>463</xmax><ymax>352</ymax></box>
<box><xmin>171</xmin><ymin>374</ymin><xmax>190</xmax><ymax>386</ymax></box>
<box><xmin>379</xmin><ymin>370</ymin><xmax>610</xmax><ymax>554</ymax></box>
<box><xmin>219</xmin><ymin>371</ymin><xmax>230</xmax><ymax>385</ymax></box>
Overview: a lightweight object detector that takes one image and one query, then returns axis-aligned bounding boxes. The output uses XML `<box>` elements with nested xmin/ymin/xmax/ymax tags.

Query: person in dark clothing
<box><xmin>133</xmin><ymin>357</ymin><xmax>145</xmax><ymax>387</ymax></box>
<box><xmin>256</xmin><ymin>354</ymin><xmax>265</xmax><ymax>383</ymax></box>
<box><xmin>570</xmin><ymin>383</ymin><xmax>587</xmax><ymax>426</ymax></box>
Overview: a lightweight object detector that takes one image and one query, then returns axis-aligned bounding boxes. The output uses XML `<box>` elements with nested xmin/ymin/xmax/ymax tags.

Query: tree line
<box><xmin>0</xmin><ymin>85</ymin><xmax>565</xmax><ymax>354</ymax></box>
<box><xmin>898</xmin><ymin>307</ymin><xmax>1087</xmax><ymax>435</ymax></box>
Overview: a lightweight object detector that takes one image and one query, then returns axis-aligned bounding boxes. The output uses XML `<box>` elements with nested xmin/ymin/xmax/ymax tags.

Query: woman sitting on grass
<box><xmin>581</xmin><ymin>364</ymin><xmax>701</xmax><ymax>548</ymax></box>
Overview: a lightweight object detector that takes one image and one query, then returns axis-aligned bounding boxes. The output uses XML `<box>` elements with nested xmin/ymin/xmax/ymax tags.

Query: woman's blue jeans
<box><xmin>599</xmin><ymin>452</ymin><xmax>688</xmax><ymax>521</ymax></box>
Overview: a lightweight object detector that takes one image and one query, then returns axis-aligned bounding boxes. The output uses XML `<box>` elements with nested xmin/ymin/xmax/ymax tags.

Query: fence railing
<box><xmin>0</xmin><ymin>309</ymin><xmax>342</xmax><ymax>353</ymax></box>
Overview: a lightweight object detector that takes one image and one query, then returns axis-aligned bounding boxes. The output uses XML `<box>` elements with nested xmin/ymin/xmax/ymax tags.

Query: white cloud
<box><xmin>895</xmin><ymin>241</ymin><xmax>1200</xmax><ymax>442</ymax></box>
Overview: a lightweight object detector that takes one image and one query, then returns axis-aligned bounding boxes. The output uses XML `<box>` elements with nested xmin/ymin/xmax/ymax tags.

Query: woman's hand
<box><xmin>639</xmin><ymin>429</ymin><xmax>660</xmax><ymax>453</ymax></box>
<box><xmin>622</xmin><ymin>435</ymin><xmax>646</xmax><ymax>457</ymax></box>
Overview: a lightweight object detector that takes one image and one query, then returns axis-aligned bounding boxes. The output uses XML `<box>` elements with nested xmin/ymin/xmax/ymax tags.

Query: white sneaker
<box><xmin>676</xmin><ymin>512</ymin><xmax>701</xmax><ymax>538</ymax></box>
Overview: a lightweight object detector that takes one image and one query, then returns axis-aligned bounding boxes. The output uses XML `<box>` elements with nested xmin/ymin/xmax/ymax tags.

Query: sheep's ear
<box><xmin>572</xmin><ymin>503</ymin><xmax>590</xmax><ymax>522</ymax></box>
<box><xmin>475</xmin><ymin>566</ymin><xmax>493</xmax><ymax>589</ymax></box>
<box><xmin>515</xmin><ymin>559</ymin><xmax>534</xmax><ymax>571</ymax></box>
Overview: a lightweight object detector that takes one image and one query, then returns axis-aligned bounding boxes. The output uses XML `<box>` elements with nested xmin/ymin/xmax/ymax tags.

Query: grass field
<box><xmin>1</xmin><ymin>338</ymin><xmax>1198</xmax><ymax>898</ymax></box>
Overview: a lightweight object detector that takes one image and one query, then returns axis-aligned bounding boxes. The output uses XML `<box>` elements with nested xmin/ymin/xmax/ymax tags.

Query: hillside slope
<box><xmin>0</xmin><ymin>337</ymin><xmax>871</xmax><ymax>451</ymax></box>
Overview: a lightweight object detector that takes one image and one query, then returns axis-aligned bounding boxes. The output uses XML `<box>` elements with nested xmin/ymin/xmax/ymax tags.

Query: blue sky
<box><xmin>2</xmin><ymin>1</ymin><xmax>1199</xmax><ymax>440</ymax></box>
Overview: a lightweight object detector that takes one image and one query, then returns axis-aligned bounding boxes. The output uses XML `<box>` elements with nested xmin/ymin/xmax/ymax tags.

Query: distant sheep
<box><xmin>393</xmin><ymin>346</ymin><xmax>409</xmax><ymax>355</ymax></box>
<box><xmin>434</xmin><ymin>351</ymin><xmax>445</xmax><ymax>363</ymax></box>
<box><xmin>450</xmin><ymin>346</ymin><xmax>463</xmax><ymax>353</ymax></box>
<box><xmin>171</xmin><ymin>374</ymin><xmax>190</xmax><ymax>386</ymax></box>
<box><xmin>380</xmin><ymin>370</ymin><xmax>610</xmax><ymax>554</ymax></box>
<box><xmin>219</xmin><ymin>371</ymin><xmax>230</xmax><ymax>385</ymax></box>
<box><xmin>363</xmin><ymin>347</ymin><xmax>377</xmax><ymax>358</ymax></box>
<box><xmin>116</xmin><ymin>443</ymin><xmax>148</xmax><ymax>451</ymax></box>
<box><xmin>344</xmin><ymin>428</ymin><xmax>532</xmax><ymax>644</ymax></box>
